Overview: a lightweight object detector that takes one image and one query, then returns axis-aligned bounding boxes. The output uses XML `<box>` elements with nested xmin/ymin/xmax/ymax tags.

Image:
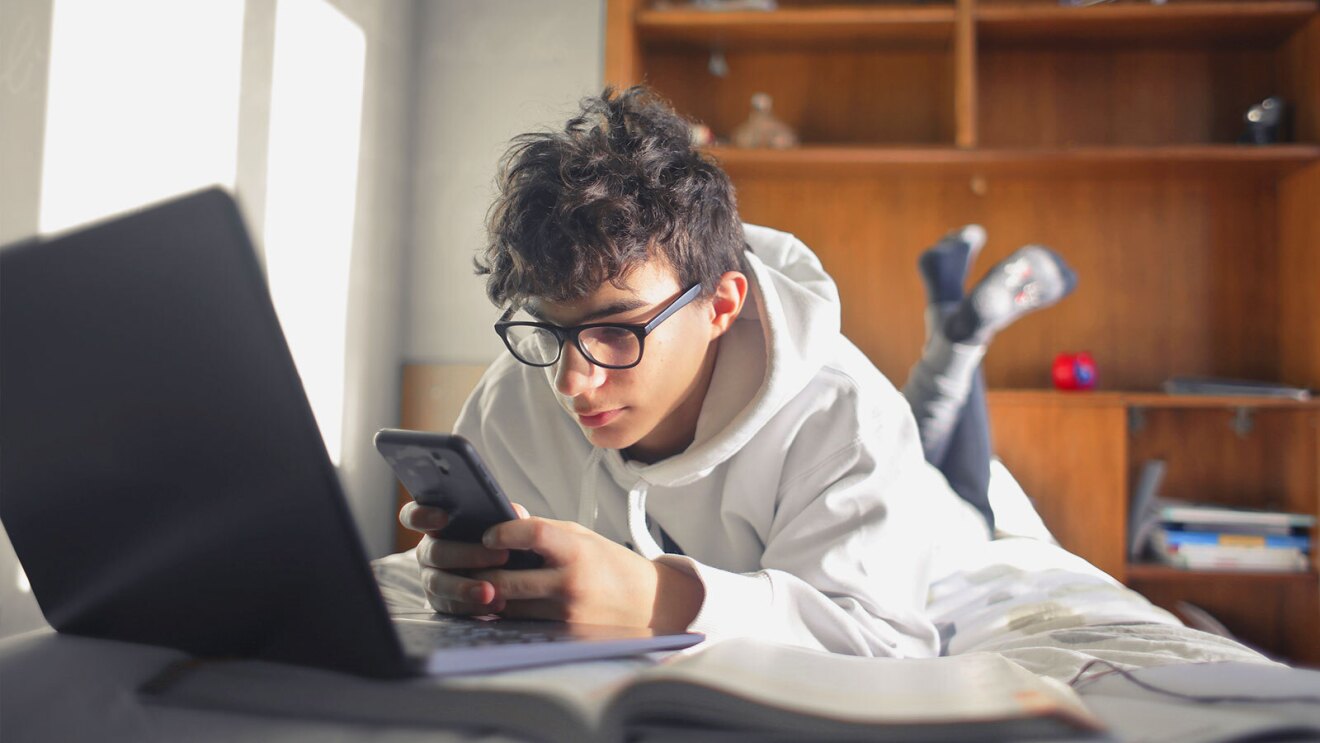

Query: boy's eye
<box><xmin>580</xmin><ymin>327</ymin><xmax>641</xmax><ymax>366</ymax></box>
<box><xmin>588</xmin><ymin>326</ymin><xmax>633</xmax><ymax>344</ymax></box>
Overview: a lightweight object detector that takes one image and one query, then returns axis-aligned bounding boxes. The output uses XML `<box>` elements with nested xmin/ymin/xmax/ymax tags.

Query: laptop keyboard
<box><xmin>393</xmin><ymin>615</ymin><xmax>576</xmax><ymax>653</ymax></box>
<box><xmin>389</xmin><ymin>613</ymin><xmax>702</xmax><ymax>676</ymax></box>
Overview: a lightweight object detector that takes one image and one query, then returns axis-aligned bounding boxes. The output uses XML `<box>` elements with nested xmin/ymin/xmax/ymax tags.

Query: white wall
<box><xmin>0</xmin><ymin>0</ymin><xmax>56</xmax><ymax>639</ymax></box>
<box><xmin>405</xmin><ymin>0</ymin><xmax>605</xmax><ymax>364</ymax></box>
<box><xmin>323</xmin><ymin>0</ymin><xmax>415</xmax><ymax>559</ymax></box>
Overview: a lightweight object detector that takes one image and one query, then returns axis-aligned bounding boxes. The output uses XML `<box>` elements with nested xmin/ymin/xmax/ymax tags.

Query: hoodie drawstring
<box><xmin>580</xmin><ymin>447</ymin><xmax>664</xmax><ymax>559</ymax></box>
<box><xmin>577</xmin><ymin>448</ymin><xmax>604</xmax><ymax>530</ymax></box>
<box><xmin>627</xmin><ymin>483</ymin><xmax>664</xmax><ymax>560</ymax></box>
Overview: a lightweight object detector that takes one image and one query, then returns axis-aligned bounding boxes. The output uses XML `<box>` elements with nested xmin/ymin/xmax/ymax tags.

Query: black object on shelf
<box><xmin>1239</xmin><ymin>96</ymin><xmax>1291</xmax><ymax>145</ymax></box>
<box><xmin>1162</xmin><ymin>376</ymin><xmax>1311</xmax><ymax>401</ymax></box>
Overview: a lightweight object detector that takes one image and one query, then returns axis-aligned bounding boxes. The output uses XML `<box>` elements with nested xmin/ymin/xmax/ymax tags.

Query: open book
<box><xmin>141</xmin><ymin>638</ymin><xmax>1105</xmax><ymax>741</ymax></box>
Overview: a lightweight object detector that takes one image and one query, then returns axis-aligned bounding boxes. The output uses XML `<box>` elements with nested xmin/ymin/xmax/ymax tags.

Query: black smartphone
<box><xmin>374</xmin><ymin>428</ymin><xmax>544</xmax><ymax>570</ymax></box>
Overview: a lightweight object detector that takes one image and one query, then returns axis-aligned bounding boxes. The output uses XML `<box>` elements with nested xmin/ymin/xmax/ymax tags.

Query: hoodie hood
<box><xmin>577</xmin><ymin>225</ymin><xmax>843</xmax><ymax>555</ymax></box>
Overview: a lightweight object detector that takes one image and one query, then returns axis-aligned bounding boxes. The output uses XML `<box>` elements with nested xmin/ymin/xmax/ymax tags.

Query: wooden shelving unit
<box><xmin>608</xmin><ymin>0</ymin><xmax>1320</xmax><ymax>664</ymax></box>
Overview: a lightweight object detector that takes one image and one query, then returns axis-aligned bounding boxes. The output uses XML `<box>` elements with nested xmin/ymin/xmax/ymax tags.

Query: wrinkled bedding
<box><xmin>927</xmin><ymin>537</ymin><xmax>1278</xmax><ymax>683</ymax></box>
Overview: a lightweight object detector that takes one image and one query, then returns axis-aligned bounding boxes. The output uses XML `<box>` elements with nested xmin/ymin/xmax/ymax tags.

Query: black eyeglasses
<box><xmin>495</xmin><ymin>283</ymin><xmax>703</xmax><ymax>369</ymax></box>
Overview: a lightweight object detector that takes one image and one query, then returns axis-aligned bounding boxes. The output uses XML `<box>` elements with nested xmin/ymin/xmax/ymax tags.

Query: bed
<box><xmin>4</xmin><ymin>519</ymin><xmax>1307</xmax><ymax>743</ymax></box>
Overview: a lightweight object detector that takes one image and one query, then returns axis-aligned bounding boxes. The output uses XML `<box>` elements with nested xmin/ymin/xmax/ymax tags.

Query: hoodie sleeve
<box><xmin>656</xmin><ymin>373</ymin><xmax>985</xmax><ymax>658</ymax></box>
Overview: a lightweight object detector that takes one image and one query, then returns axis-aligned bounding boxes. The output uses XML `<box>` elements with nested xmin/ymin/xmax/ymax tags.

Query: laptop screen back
<box><xmin>0</xmin><ymin>188</ymin><xmax>409</xmax><ymax>678</ymax></box>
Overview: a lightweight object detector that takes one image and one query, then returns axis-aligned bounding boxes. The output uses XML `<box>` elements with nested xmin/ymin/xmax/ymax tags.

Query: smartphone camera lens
<box><xmin>430</xmin><ymin>452</ymin><xmax>450</xmax><ymax>475</ymax></box>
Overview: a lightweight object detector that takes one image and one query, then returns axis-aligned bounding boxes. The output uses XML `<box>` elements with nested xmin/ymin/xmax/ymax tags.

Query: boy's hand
<box><xmin>472</xmin><ymin>517</ymin><xmax>705</xmax><ymax>632</ymax></box>
<box><xmin>399</xmin><ymin>500</ymin><xmax>521</xmax><ymax>616</ymax></box>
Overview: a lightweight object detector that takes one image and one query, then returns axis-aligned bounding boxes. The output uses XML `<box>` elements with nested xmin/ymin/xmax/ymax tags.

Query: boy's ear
<box><xmin>708</xmin><ymin>271</ymin><xmax>748</xmax><ymax>339</ymax></box>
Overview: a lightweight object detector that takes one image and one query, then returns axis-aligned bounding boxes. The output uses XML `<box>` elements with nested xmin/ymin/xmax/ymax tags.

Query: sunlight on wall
<box><xmin>263</xmin><ymin>0</ymin><xmax>366</xmax><ymax>465</ymax></box>
<box><xmin>38</xmin><ymin>0</ymin><xmax>244</xmax><ymax>233</ymax></box>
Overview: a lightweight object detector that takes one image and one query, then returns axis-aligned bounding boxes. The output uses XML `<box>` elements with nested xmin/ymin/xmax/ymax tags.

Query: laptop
<box><xmin>0</xmin><ymin>188</ymin><xmax>702</xmax><ymax>679</ymax></box>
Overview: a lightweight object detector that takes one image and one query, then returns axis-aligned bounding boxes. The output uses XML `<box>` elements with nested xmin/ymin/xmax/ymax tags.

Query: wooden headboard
<box><xmin>394</xmin><ymin>363</ymin><xmax>487</xmax><ymax>551</ymax></box>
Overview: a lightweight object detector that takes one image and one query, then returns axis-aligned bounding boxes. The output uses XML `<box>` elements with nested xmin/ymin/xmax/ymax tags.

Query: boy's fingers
<box><xmin>420</xmin><ymin>567</ymin><xmax>501</xmax><ymax>612</ymax></box>
<box><xmin>511</xmin><ymin>502</ymin><xmax>530</xmax><ymax>519</ymax></box>
<box><xmin>399</xmin><ymin>501</ymin><xmax>450</xmax><ymax>534</ymax></box>
<box><xmin>470</xmin><ymin>568</ymin><xmax>558</xmax><ymax>601</ymax></box>
<box><xmin>482</xmin><ymin>517</ymin><xmax>575</xmax><ymax>564</ymax></box>
<box><xmin>416</xmin><ymin>536</ymin><xmax>509</xmax><ymax>571</ymax></box>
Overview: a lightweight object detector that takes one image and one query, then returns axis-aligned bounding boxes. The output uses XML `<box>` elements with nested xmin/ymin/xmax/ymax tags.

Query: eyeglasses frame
<box><xmin>494</xmin><ymin>282</ymin><xmax>704</xmax><ymax>370</ymax></box>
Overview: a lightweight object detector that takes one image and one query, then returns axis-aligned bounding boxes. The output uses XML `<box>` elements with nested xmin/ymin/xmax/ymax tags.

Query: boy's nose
<box><xmin>554</xmin><ymin>343</ymin><xmax>605</xmax><ymax>398</ymax></box>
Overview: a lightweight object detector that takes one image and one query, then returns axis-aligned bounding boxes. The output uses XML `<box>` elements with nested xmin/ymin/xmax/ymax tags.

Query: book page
<box><xmin>633</xmin><ymin>639</ymin><xmax>1098</xmax><ymax>726</ymax></box>
<box><xmin>437</xmin><ymin>653</ymin><xmax>658</xmax><ymax>727</ymax></box>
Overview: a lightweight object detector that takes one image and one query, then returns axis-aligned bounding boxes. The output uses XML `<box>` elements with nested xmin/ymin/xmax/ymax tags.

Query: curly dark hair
<box><xmin>477</xmin><ymin>86</ymin><xmax>745</xmax><ymax>307</ymax></box>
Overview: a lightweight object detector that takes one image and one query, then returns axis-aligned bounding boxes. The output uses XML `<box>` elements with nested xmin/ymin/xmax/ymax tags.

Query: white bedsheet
<box><xmin>928</xmin><ymin>537</ymin><xmax>1279</xmax><ymax>682</ymax></box>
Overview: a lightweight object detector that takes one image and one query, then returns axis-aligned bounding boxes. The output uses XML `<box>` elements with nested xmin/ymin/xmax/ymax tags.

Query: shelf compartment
<box><xmin>707</xmin><ymin>144</ymin><xmax>1320</xmax><ymax>176</ymax></box>
<box><xmin>637</xmin><ymin>4</ymin><xmax>956</xmax><ymax>46</ymax></box>
<box><xmin>977</xmin><ymin>1</ymin><xmax>1317</xmax><ymax>45</ymax></box>
<box><xmin>647</xmin><ymin>47</ymin><xmax>955</xmax><ymax>145</ymax></box>
<box><xmin>978</xmin><ymin>42</ymin><xmax>1298</xmax><ymax>147</ymax></box>
<box><xmin>1128</xmin><ymin>407</ymin><xmax>1318</xmax><ymax>520</ymax></box>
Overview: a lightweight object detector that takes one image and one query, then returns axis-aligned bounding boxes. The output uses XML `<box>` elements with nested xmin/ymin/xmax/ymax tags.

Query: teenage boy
<box><xmin>399</xmin><ymin>87</ymin><xmax>988</xmax><ymax>657</ymax></box>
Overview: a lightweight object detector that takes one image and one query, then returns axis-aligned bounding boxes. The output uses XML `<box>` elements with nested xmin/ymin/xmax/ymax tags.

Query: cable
<box><xmin>1068</xmin><ymin>659</ymin><xmax>1320</xmax><ymax>706</ymax></box>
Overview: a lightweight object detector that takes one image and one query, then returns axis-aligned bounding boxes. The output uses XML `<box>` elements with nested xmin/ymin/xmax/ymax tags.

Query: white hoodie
<box><xmin>453</xmin><ymin>224</ymin><xmax>989</xmax><ymax>657</ymax></box>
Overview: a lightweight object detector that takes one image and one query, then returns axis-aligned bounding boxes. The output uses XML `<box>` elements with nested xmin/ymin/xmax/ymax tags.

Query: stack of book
<box><xmin>1149</xmin><ymin>504</ymin><xmax>1314</xmax><ymax>573</ymax></box>
<box><xmin>1128</xmin><ymin>459</ymin><xmax>1316</xmax><ymax>573</ymax></box>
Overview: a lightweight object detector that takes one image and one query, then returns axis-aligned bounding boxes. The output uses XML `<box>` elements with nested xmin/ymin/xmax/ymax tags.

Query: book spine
<box><xmin>1159</xmin><ymin>530</ymin><xmax>1312</xmax><ymax>551</ymax></box>
<box><xmin>1154</xmin><ymin>545</ymin><xmax>1309</xmax><ymax>572</ymax></box>
<box><xmin>1157</xmin><ymin>553</ymin><xmax>1308</xmax><ymax>572</ymax></box>
<box><xmin>1159</xmin><ymin>508</ymin><xmax>1316</xmax><ymax>530</ymax></box>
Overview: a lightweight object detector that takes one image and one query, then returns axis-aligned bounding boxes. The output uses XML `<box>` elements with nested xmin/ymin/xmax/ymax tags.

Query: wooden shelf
<box><xmin>1125</xmin><ymin>563</ymin><xmax>1318</xmax><ymax>584</ymax></box>
<box><xmin>1123</xmin><ymin>393</ymin><xmax>1318</xmax><ymax>409</ymax></box>
<box><xmin>987</xmin><ymin>389</ymin><xmax>1319</xmax><ymax>409</ymax></box>
<box><xmin>978</xmin><ymin>1</ymin><xmax>1318</xmax><ymax>45</ymax></box>
<box><xmin>637</xmin><ymin>4</ymin><xmax>956</xmax><ymax>46</ymax></box>
<box><xmin>707</xmin><ymin>144</ymin><xmax>1320</xmax><ymax>176</ymax></box>
<box><xmin>988</xmin><ymin>389</ymin><xmax>1127</xmax><ymax>408</ymax></box>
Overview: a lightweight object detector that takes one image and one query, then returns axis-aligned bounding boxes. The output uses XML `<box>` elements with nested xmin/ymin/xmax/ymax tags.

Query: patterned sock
<box><xmin>917</xmin><ymin>225</ymin><xmax>987</xmax><ymax>305</ymax></box>
<box><xmin>944</xmin><ymin>244</ymin><xmax>1077</xmax><ymax>344</ymax></box>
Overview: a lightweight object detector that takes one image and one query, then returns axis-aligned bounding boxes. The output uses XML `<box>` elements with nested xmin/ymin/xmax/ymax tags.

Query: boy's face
<box><xmin>525</xmin><ymin>260</ymin><xmax>728</xmax><ymax>461</ymax></box>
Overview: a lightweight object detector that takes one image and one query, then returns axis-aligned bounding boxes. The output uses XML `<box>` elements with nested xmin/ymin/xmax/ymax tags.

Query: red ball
<box><xmin>1053</xmin><ymin>352</ymin><xmax>1097</xmax><ymax>391</ymax></box>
